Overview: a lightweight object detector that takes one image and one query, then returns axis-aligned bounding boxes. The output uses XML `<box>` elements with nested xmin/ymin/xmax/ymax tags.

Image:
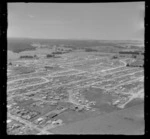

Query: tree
<box><xmin>112</xmin><ymin>56</ymin><xmax>118</xmax><ymax>59</ymax></box>
<box><xmin>126</xmin><ymin>63</ymin><xmax>130</xmax><ymax>67</ymax></box>
<box><xmin>46</xmin><ymin>54</ymin><xmax>53</xmax><ymax>58</ymax></box>
<box><xmin>34</xmin><ymin>55</ymin><xmax>37</xmax><ymax>58</ymax></box>
<box><xmin>8</xmin><ymin>62</ymin><xmax>12</xmax><ymax>65</ymax></box>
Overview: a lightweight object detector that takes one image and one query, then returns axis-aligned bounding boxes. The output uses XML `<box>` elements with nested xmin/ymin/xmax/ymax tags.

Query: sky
<box><xmin>8</xmin><ymin>2</ymin><xmax>145</xmax><ymax>40</ymax></box>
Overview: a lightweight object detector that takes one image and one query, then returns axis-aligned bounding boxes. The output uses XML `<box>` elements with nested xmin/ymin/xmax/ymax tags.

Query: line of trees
<box><xmin>85</xmin><ymin>48</ymin><xmax>97</xmax><ymax>52</ymax></box>
<box><xmin>20</xmin><ymin>55</ymin><xmax>38</xmax><ymax>59</ymax></box>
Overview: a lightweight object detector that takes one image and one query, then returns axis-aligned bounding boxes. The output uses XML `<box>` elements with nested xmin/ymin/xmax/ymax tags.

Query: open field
<box><xmin>49</xmin><ymin>103</ymin><xmax>144</xmax><ymax>134</ymax></box>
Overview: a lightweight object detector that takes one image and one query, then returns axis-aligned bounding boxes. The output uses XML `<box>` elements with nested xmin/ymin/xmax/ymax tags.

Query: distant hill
<box><xmin>8</xmin><ymin>38</ymin><xmax>36</xmax><ymax>53</ymax></box>
<box><xmin>7</xmin><ymin>38</ymin><xmax>144</xmax><ymax>53</ymax></box>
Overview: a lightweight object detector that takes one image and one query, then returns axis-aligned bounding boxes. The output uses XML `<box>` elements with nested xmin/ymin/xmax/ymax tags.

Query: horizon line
<box><xmin>7</xmin><ymin>37</ymin><xmax>144</xmax><ymax>42</ymax></box>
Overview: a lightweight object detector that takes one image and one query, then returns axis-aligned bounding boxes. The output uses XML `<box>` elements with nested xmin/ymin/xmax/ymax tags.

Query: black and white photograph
<box><xmin>7</xmin><ymin>2</ymin><xmax>145</xmax><ymax>135</ymax></box>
